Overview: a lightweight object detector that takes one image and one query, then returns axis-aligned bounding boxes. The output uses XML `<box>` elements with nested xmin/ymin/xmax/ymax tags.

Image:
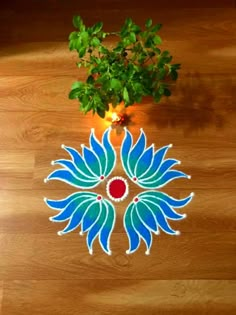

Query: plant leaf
<box><xmin>91</xmin><ymin>37</ymin><xmax>100</xmax><ymax>47</ymax></box>
<box><xmin>69</xmin><ymin>88</ymin><xmax>81</xmax><ymax>99</ymax></box>
<box><xmin>97</xmin><ymin>108</ymin><xmax>105</xmax><ymax>118</ymax></box>
<box><xmin>145</xmin><ymin>18</ymin><xmax>152</xmax><ymax>28</ymax></box>
<box><xmin>151</xmin><ymin>23</ymin><xmax>162</xmax><ymax>32</ymax></box>
<box><xmin>71</xmin><ymin>81</ymin><xmax>83</xmax><ymax>90</ymax></box>
<box><xmin>110</xmin><ymin>78</ymin><xmax>122</xmax><ymax>91</ymax></box>
<box><xmin>129</xmin><ymin>32</ymin><xmax>136</xmax><ymax>43</ymax></box>
<box><xmin>79</xmin><ymin>47</ymin><xmax>86</xmax><ymax>58</ymax></box>
<box><xmin>69</xmin><ymin>31</ymin><xmax>78</xmax><ymax>40</ymax></box>
<box><xmin>92</xmin><ymin>21</ymin><xmax>103</xmax><ymax>34</ymax></box>
<box><xmin>153</xmin><ymin>35</ymin><xmax>162</xmax><ymax>45</ymax></box>
<box><xmin>123</xmin><ymin>87</ymin><xmax>130</xmax><ymax>104</ymax></box>
<box><xmin>73</xmin><ymin>16</ymin><xmax>83</xmax><ymax>29</ymax></box>
<box><xmin>164</xmin><ymin>88</ymin><xmax>171</xmax><ymax>96</ymax></box>
<box><xmin>170</xmin><ymin>69</ymin><xmax>178</xmax><ymax>81</ymax></box>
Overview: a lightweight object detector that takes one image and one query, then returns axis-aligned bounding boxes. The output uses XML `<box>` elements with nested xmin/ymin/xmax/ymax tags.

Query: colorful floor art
<box><xmin>44</xmin><ymin>128</ymin><xmax>194</xmax><ymax>255</ymax></box>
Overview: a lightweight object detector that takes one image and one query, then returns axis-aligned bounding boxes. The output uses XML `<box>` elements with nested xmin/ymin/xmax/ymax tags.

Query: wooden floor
<box><xmin>0</xmin><ymin>1</ymin><xmax>236</xmax><ymax>314</ymax></box>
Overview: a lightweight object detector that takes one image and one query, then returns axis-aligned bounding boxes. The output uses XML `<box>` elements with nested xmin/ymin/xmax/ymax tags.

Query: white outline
<box><xmin>61</xmin><ymin>144</ymin><xmax>96</xmax><ymax>179</ymax></box>
<box><xmin>106</xmin><ymin>176</ymin><xmax>129</xmax><ymax>202</ymax></box>
<box><xmin>140</xmin><ymin>198</ymin><xmax>181</xmax><ymax>235</ymax></box>
<box><xmin>120</xmin><ymin>127</ymin><xmax>133</xmax><ymax>178</ymax></box>
<box><xmin>90</xmin><ymin>128</ymin><xmax>107</xmax><ymax>176</ymax></box>
<box><xmin>124</xmin><ymin>203</ymin><xmax>141</xmax><ymax>255</ymax></box>
<box><xmin>138</xmin><ymin>190</ymin><xmax>194</xmax><ymax>208</ymax></box>
<box><xmin>139</xmin><ymin>144</ymin><xmax>173</xmax><ymax>180</ymax></box>
<box><xmin>85</xmin><ymin>199</ymin><xmax>103</xmax><ymax>255</ymax></box>
<box><xmin>45</xmin><ymin>192</ymin><xmax>97</xmax><ymax>211</ymax></box>
<box><xmin>127</xmin><ymin>128</ymin><xmax>146</xmax><ymax>176</ymax></box>
<box><xmin>140</xmin><ymin>197</ymin><xmax>186</xmax><ymax>221</ymax></box>
<box><xmin>138</xmin><ymin>170</ymin><xmax>190</xmax><ymax>190</ymax></box>
<box><xmin>57</xmin><ymin>198</ymin><xmax>96</xmax><ymax>235</ymax></box>
<box><xmin>137</xmin><ymin>200</ymin><xmax>159</xmax><ymax>234</ymax></box>
<box><xmin>133</xmin><ymin>144</ymin><xmax>155</xmax><ymax>179</ymax></box>
<box><xmin>82</xmin><ymin>144</ymin><xmax>102</xmax><ymax>177</ymax></box>
<box><xmin>44</xmin><ymin>127</ymin><xmax>194</xmax><ymax>256</ymax></box>
<box><xmin>102</xmin><ymin>127</ymin><xmax>117</xmax><ymax>178</ymax></box>
<box><xmin>81</xmin><ymin>200</ymin><xmax>102</xmax><ymax>234</ymax></box>
<box><xmin>51</xmin><ymin>159</ymin><xmax>98</xmax><ymax>182</ymax></box>
<box><xmin>141</xmin><ymin>158</ymin><xmax>180</xmax><ymax>183</ymax></box>
<box><xmin>100</xmin><ymin>199</ymin><xmax>116</xmax><ymax>255</ymax></box>
<box><xmin>51</xmin><ymin>197</ymin><xmax>94</xmax><ymax>223</ymax></box>
<box><xmin>131</xmin><ymin>203</ymin><xmax>153</xmax><ymax>255</ymax></box>
<box><xmin>44</xmin><ymin>169</ymin><xmax>100</xmax><ymax>190</ymax></box>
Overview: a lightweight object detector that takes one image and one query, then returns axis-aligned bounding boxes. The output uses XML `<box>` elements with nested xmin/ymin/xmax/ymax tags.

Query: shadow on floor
<box><xmin>134</xmin><ymin>73</ymin><xmax>233</xmax><ymax>135</ymax></box>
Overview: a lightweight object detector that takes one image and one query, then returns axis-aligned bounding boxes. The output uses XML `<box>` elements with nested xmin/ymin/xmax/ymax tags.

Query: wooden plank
<box><xmin>1</xmin><ymin>0</ymin><xmax>235</xmax><ymax>10</ymax></box>
<box><xmin>0</xmin><ymin>232</ymin><xmax>235</xmax><ymax>280</ymax></box>
<box><xmin>0</xmin><ymin>151</ymin><xmax>34</xmax><ymax>189</ymax></box>
<box><xmin>2</xmin><ymin>280</ymin><xmax>236</xmax><ymax>315</ymax></box>
<box><xmin>0</xmin><ymin>111</ymin><xmax>235</xmax><ymax>149</ymax></box>
<box><xmin>0</xmin><ymin>9</ymin><xmax>235</xmax><ymax>42</ymax></box>
<box><xmin>0</xmin><ymin>74</ymin><xmax>235</xmax><ymax>111</ymax></box>
<box><xmin>33</xmin><ymin>143</ymin><xmax>236</xmax><ymax>189</ymax></box>
<box><xmin>0</xmin><ymin>281</ymin><xmax>3</xmax><ymax>315</ymax></box>
<box><xmin>0</xmin><ymin>189</ymin><xmax>235</xmax><ymax>234</ymax></box>
<box><xmin>0</xmin><ymin>5</ymin><xmax>235</xmax><ymax>314</ymax></box>
<box><xmin>0</xmin><ymin>39</ymin><xmax>236</xmax><ymax>75</ymax></box>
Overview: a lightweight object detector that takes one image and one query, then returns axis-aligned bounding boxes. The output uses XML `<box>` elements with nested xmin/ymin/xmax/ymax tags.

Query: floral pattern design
<box><xmin>44</xmin><ymin>127</ymin><xmax>193</xmax><ymax>255</ymax></box>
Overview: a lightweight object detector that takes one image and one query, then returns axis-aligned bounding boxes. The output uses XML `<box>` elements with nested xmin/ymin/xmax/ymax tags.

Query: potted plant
<box><xmin>68</xmin><ymin>16</ymin><xmax>181</xmax><ymax>118</ymax></box>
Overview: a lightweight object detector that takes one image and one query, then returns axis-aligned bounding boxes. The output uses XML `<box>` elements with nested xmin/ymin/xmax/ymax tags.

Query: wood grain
<box><xmin>1</xmin><ymin>40</ymin><xmax>236</xmax><ymax>75</ymax></box>
<box><xmin>0</xmin><ymin>151</ymin><xmax>34</xmax><ymax>189</ymax></box>
<box><xmin>1</xmin><ymin>0</ymin><xmax>235</xmax><ymax>10</ymax></box>
<box><xmin>0</xmin><ymin>9</ymin><xmax>235</xmax><ymax>42</ymax></box>
<box><xmin>1</xmin><ymin>189</ymin><xmax>236</xmax><ymax>234</ymax></box>
<box><xmin>0</xmin><ymin>75</ymin><xmax>235</xmax><ymax>111</ymax></box>
<box><xmin>2</xmin><ymin>280</ymin><xmax>236</xmax><ymax>315</ymax></box>
<box><xmin>0</xmin><ymin>281</ymin><xmax>3</xmax><ymax>315</ymax></box>
<box><xmin>0</xmin><ymin>233</ymin><xmax>235</xmax><ymax>280</ymax></box>
<box><xmin>0</xmin><ymin>1</ymin><xmax>236</xmax><ymax>314</ymax></box>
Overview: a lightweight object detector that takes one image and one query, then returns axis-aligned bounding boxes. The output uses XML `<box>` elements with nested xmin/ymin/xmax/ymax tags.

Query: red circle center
<box><xmin>108</xmin><ymin>179</ymin><xmax>126</xmax><ymax>199</ymax></box>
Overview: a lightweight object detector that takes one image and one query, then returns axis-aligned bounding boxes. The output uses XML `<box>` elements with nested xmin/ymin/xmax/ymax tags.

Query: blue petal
<box><xmin>53</xmin><ymin>159</ymin><xmax>97</xmax><ymax>181</ymax></box>
<box><xmin>139</xmin><ymin>170</ymin><xmax>189</xmax><ymax>189</ymax></box>
<box><xmin>124</xmin><ymin>203</ymin><xmax>140</xmax><ymax>253</ymax></box>
<box><xmin>83</xmin><ymin>146</ymin><xmax>101</xmax><ymax>176</ymax></box>
<box><xmin>51</xmin><ymin>197</ymin><xmax>94</xmax><ymax>222</ymax></box>
<box><xmin>99</xmin><ymin>200</ymin><xmax>116</xmax><ymax>255</ymax></box>
<box><xmin>136</xmin><ymin>201</ymin><xmax>157</xmax><ymax>232</ymax></box>
<box><xmin>139</xmin><ymin>145</ymin><xmax>171</xmax><ymax>180</ymax></box>
<box><xmin>157</xmin><ymin>159</ymin><xmax>180</xmax><ymax>174</ymax></box>
<box><xmin>46</xmin><ymin>169</ymin><xmax>99</xmax><ymax>189</ymax></box>
<box><xmin>135</xmin><ymin>145</ymin><xmax>154</xmax><ymax>178</ymax></box>
<box><xmin>87</xmin><ymin>201</ymin><xmax>107</xmax><ymax>254</ymax></box>
<box><xmin>60</xmin><ymin>200</ymin><xmax>97</xmax><ymax>234</ymax></box>
<box><xmin>45</xmin><ymin>192</ymin><xmax>95</xmax><ymax>210</ymax></box>
<box><xmin>141</xmin><ymin>197</ymin><xmax>185</xmax><ymax>220</ymax></box>
<box><xmin>120</xmin><ymin>128</ymin><xmax>133</xmax><ymax>178</ymax></box>
<box><xmin>82</xmin><ymin>201</ymin><xmax>101</xmax><ymax>232</ymax></box>
<box><xmin>62</xmin><ymin>145</ymin><xmax>95</xmax><ymax>178</ymax></box>
<box><xmin>128</xmin><ymin>129</ymin><xmax>146</xmax><ymax>174</ymax></box>
<box><xmin>102</xmin><ymin>128</ymin><xmax>116</xmax><ymax>177</ymax></box>
<box><xmin>132</xmin><ymin>204</ymin><xmax>152</xmax><ymax>253</ymax></box>
<box><xmin>90</xmin><ymin>129</ymin><xmax>107</xmax><ymax>175</ymax></box>
<box><xmin>143</xmin><ymin>200</ymin><xmax>178</xmax><ymax>235</ymax></box>
<box><xmin>139</xmin><ymin>191</ymin><xmax>194</xmax><ymax>208</ymax></box>
<box><xmin>141</xmin><ymin>159</ymin><xmax>179</xmax><ymax>183</ymax></box>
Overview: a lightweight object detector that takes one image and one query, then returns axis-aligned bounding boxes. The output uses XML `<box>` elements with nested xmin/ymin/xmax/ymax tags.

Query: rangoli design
<box><xmin>44</xmin><ymin>127</ymin><xmax>194</xmax><ymax>255</ymax></box>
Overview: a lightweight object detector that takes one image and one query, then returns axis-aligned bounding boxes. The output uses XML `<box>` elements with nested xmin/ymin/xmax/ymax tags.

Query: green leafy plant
<box><xmin>68</xmin><ymin>16</ymin><xmax>181</xmax><ymax>118</ymax></box>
